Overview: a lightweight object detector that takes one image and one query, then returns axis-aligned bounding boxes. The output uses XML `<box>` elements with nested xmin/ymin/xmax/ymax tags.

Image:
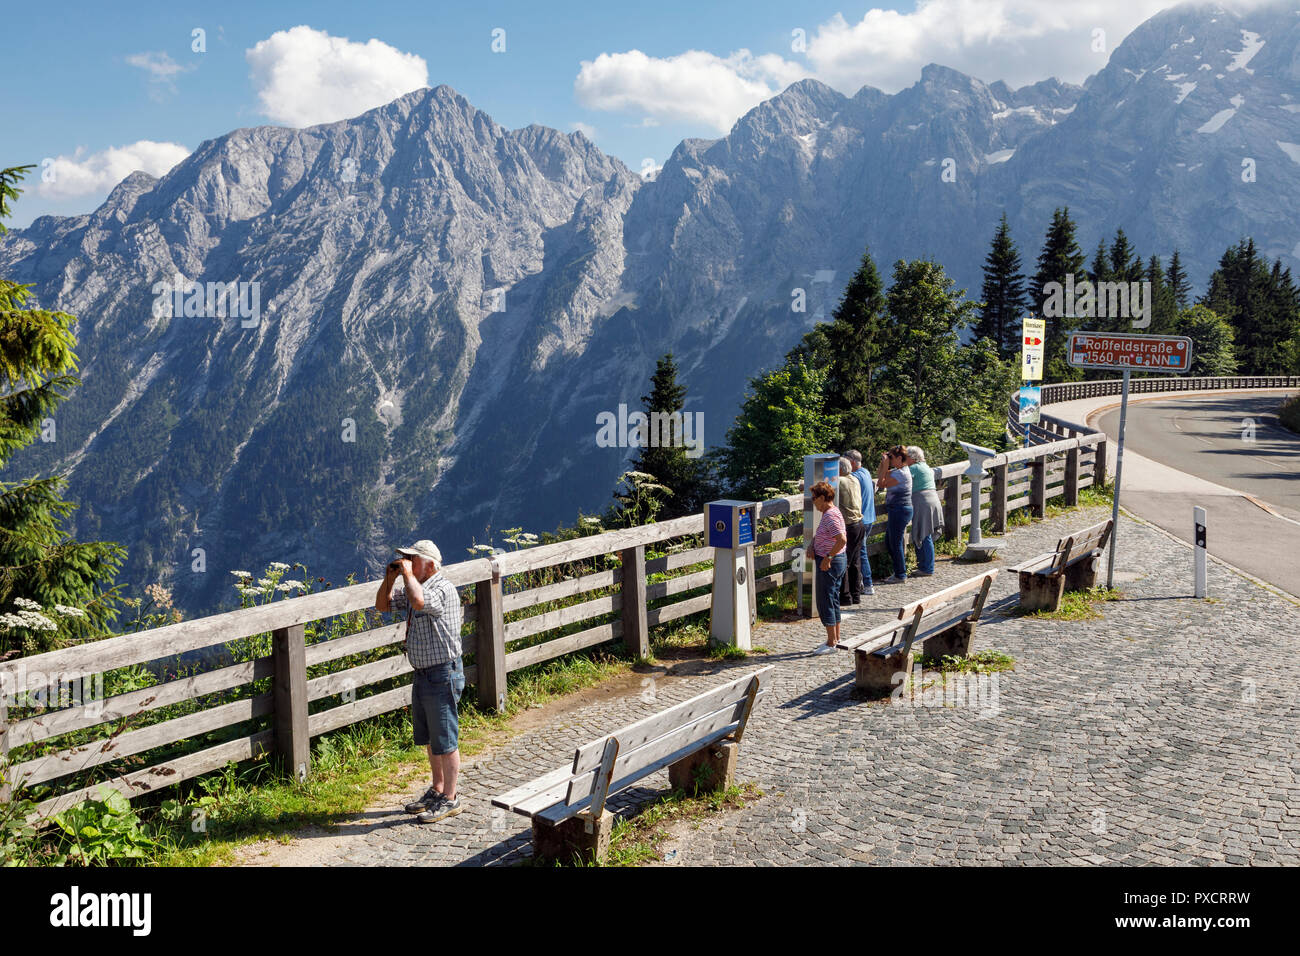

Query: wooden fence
<box><xmin>20</xmin><ymin>372</ymin><xmax>1266</xmax><ymax>817</ymax></box>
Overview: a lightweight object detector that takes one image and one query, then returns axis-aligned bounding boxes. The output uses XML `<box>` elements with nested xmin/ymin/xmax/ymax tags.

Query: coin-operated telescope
<box><xmin>706</xmin><ymin>500</ymin><xmax>756</xmax><ymax>649</ymax></box>
<box><xmin>957</xmin><ymin>441</ymin><xmax>1003</xmax><ymax>562</ymax></box>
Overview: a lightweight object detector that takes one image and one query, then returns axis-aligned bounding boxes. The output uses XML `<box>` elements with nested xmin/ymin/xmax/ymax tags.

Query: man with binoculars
<box><xmin>374</xmin><ymin>539</ymin><xmax>465</xmax><ymax>823</ymax></box>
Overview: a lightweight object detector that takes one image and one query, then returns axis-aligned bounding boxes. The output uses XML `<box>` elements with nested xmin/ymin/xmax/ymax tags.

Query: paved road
<box><xmin>1093</xmin><ymin>392</ymin><xmax>1300</xmax><ymax>596</ymax></box>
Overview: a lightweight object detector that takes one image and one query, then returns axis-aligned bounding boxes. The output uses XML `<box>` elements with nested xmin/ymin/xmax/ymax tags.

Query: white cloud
<box><xmin>127</xmin><ymin>51</ymin><xmax>189</xmax><ymax>79</ymax></box>
<box><xmin>36</xmin><ymin>141</ymin><xmax>190</xmax><ymax>200</ymax></box>
<box><xmin>246</xmin><ymin>25</ymin><xmax>428</xmax><ymax>127</ymax></box>
<box><xmin>574</xmin><ymin>49</ymin><xmax>808</xmax><ymax>133</ymax></box>
<box><xmin>573</xmin><ymin>1</ymin><xmax>1218</xmax><ymax>136</ymax></box>
<box><xmin>805</xmin><ymin>0</ymin><xmax>1182</xmax><ymax>94</ymax></box>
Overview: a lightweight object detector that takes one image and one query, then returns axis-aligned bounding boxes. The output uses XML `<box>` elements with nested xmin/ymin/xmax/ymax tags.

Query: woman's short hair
<box><xmin>887</xmin><ymin>445</ymin><xmax>907</xmax><ymax>462</ymax></box>
<box><xmin>905</xmin><ymin>445</ymin><xmax>926</xmax><ymax>463</ymax></box>
<box><xmin>810</xmin><ymin>480</ymin><xmax>835</xmax><ymax>501</ymax></box>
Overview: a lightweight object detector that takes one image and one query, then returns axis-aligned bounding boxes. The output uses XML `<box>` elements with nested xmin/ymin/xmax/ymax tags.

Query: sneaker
<box><xmin>882</xmin><ymin>575</ymin><xmax>907</xmax><ymax>584</ymax></box>
<box><xmin>812</xmin><ymin>644</ymin><xmax>836</xmax><ymax>655</ymax></box>
<box><xmin>416</xmin><ymin>795</ymin><xmax>462</xmax><ymax>823</ymax></box>
<box><xmin>862</xmin><ymin>586</ymin><xmax>875</xmax><ymax>596</ymax></box>
<box><xmin>405</xmin><ymin>785</ymin><xmax>442</xmax><ymax>814</ymax></box>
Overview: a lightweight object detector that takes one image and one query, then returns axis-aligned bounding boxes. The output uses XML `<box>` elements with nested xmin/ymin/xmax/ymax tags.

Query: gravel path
<box><xmin>236</xmin><ymin>505</ymin><xmax>1300</xmax><ymax>866</ymax></box>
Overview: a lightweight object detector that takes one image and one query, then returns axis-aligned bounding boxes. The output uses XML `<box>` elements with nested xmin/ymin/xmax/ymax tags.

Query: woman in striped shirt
<box><xmin>809</xmin><ymin>480</ymin><xmax>848</xmax><ymax>654</ymax></box>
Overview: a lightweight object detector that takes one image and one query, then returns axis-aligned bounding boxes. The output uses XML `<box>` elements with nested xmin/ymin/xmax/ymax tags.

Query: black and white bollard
<box><xmin>1193</xmin><ymin>506</ymin><xmax>1207</xmax><ymax>598</ymax></box>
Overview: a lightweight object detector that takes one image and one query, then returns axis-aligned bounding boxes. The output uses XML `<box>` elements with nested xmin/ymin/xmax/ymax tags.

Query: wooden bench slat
<box><xmin>535</xmin><ymin>723</ymin><xmax>742</xmax><ymax>825</ymax></box>
<box><xmin>570</xmin><ymin>667</ymin><xmax>773</xmax><ymax>774</ymax></box>
<box><xmin>898</xmin><ymin>572</ymin><xmax>996</xmax><ymax>619</ymax></box>
<box><xmin>506</xmin><ymin>697</ymin><xmax>754</xmax><ymax>816</ymax></box>
<box><xmin>492</xmin><ymin>761</ymin><xmax>582</xmax><ymax>812</ymax></box>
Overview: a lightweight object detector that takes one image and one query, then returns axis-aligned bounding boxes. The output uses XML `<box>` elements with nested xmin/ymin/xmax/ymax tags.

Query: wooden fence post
<box><xmin>475</xmin><ymin>570</ymin><xmax>508</xmax><ymax>714</ymax></box>
<box><xmin>620</xmin><ymin>545</ymin><xmax>649</xmax><ymax>660</ymax></box>
<box><xmin>1095</xmin><ymin>439</ymin><xmax>1108</xmax><ymax>489</ymax></box>
<box><xmin>0</xmin><ymin>695</ymin><xmax>10</xmax><ymax>804</ymax></box>
<box><xmin>942</xmin><ymin>475</ymin><xmax>962</xmax><ymax>541</ymax></box>
<box><xmin>272</xmin><ymin>623</ymin><xmax>310</xmax><ymax>782</ymax></box>
<box><xmin>1064</xmin><ymin>444</ymin><xmax>1080</xmax><ymax>507</ymax></box>
<box><xmin>990</xmin><ymin>462</ymin><xmax>1008</xmax><ymax>534</ymax></box>
<box><xmin>1030</xmin><ymin>456</ymin><xmax>1047</xmax><ymax>518</ymax></box>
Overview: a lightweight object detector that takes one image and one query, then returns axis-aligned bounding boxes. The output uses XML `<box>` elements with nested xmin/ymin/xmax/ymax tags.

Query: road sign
<box><xmin>1018</xmin><ymin>386</ymin><xmax>1041</xmax><ymax>424</ymax></box>
<box><xmin>1021</xmin><ymin>317</ymin><xmax>1045</xmax><ymax>381</ymax></box>
<box><xmin>1067</xmin><ymin>332</ymin><xmax>1192</xmax><ymax>373</ymax></box>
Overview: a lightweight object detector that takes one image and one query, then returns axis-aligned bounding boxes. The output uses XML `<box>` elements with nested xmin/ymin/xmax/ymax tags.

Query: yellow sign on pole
<box><xmin>1021</xmin><ymin>317</ymin><xmax>1045</xmax><ymax>382</ymax></box>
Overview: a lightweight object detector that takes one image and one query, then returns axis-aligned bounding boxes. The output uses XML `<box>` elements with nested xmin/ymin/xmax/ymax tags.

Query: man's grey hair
<box><xmin>905</xmin><ymin>445</ymin><xmax>926</xmax><ymax>463</ymax></box>
<box><xmin>839</xmin><ymin>456</ymin><xmax>853</xmax><ymax>473</ymax></box>
<box><xmin>847</xmin><ymin>449</ymin><xmax>863</xmax><ymax>465</ymax></box>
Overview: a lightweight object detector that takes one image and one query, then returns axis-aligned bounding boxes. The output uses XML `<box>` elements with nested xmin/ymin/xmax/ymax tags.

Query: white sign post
<box><xmin>1193</xmin><ymin>506</ymin><xmax>1207</xmax><ymax>598</ymax></box>
<box><xmin>1065</xmin><ymin>333</ymin><xmax>1194</xmax><ymax>589</ymax></box>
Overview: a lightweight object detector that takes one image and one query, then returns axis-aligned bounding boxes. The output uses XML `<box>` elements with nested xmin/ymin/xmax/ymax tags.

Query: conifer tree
<box><xmin>0</xmin><ymin>165</ymin><xmax>125</xmax><ymax>657</ymax></box>
<box><xmin>815</xmin><ymin>247</ymin><xmax>888</xmax><ymax>452</ymax></box>
<box><xmin>624</xmin><ymin>353</ymin><xmax>708</xmax><ymax>520</ymax></box>
<box><xmin>1031</xmin><ymin>208</ymin><xmax>1087</xmax><ymax>381</ymax></box>
<box><xmin>975</xmin><ymin>213</ymin><xmax>1029</xmax><ymax>358</ymax></box>
<box><xmin>1167</xmin><ymin>249</ymin><xmax>1191</xmax><ymax>311</ymax></box>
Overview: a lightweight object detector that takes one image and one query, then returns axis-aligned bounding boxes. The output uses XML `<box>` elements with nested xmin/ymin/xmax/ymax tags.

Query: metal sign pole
<box><xmin>1106</xmin><ymin>368</ymin><xmax>1130</xmax><ymax>589</ymax></box>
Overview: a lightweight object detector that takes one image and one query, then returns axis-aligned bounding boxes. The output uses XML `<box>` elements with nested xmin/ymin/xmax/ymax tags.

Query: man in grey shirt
<box><xmin>375</xmin><ymin>539</ymin><xmax>465</xmax><ymax>823</ymax></box>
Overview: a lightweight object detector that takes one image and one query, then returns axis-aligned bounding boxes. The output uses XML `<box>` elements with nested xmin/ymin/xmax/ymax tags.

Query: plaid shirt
<box><xmin>391</xmin><ymin>571</ymin><xmax>463</xmax><ymax>668</ymax></box>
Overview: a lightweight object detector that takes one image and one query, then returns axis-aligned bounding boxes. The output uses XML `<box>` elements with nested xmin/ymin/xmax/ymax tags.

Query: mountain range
<box><xmin>3</xmin><ymin>0</ymin><xmax>1298</xmax><ymax>614</ymax></box>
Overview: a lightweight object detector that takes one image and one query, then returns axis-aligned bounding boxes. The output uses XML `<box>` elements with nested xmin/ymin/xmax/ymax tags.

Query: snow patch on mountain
<box><xmin>1198</xmin><ymin>94</ymin><xmax>1245</xmax><ymax>133</ymax></box>
<box><xmin>1228</xmin><ymin>30</ymin><xmax>1265</xmax><ymax>72</ymax></box>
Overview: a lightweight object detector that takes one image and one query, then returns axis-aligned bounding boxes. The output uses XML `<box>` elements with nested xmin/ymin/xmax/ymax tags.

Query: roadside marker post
<box><xmin>1194</xmin><ymin>506</ymin><xmax>1208</xmax><ymax>598</ymax></box>
<box><xmin>1065</xmin><ymin>332</ymin><xmax>1195</xmax><ymax>589</ymax></box>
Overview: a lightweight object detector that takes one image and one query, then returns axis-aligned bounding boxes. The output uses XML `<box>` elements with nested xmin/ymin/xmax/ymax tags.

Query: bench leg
<box><xmin>921</xmin><ymin>621</ymin><xmax>974</xmax><ymax>660</ymax></box>
<box><xmin>1062</xmin><ymin>555</ymin><xmax>1100</xmax><ymax>593</ymax></box>
<box><xmin>532</xmin><ymin>808</ymin><xmax>614</xmax><ymax>864</ymax></box>
<box><xmin>668</xmin><ymin>741</ymin><xmax>738</xmax><ymax>795</ymax></box>
<box><xmin>1018</xmin><ymin>571</ymin><xmax>1065</xmax><ymax>613</ymax></box>
<box><xmin>854</xmin><ymin>648</ymin><xmax>913</xmax><ymax>696</ymax></box>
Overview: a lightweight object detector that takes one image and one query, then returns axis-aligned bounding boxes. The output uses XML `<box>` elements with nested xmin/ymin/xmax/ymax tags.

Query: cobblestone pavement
<box><xmin>245</xmin><ymin>506</ymin><xmax>1300</xmax><ymax>866</ymax></box>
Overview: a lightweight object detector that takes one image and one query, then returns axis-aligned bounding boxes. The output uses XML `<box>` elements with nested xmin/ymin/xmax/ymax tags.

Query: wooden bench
<box><xmin>1009</xmin><ymin>519</ymin><xmax>1112</xmax><ymax>612</ymax></box>
<box><xmin>836</xmin><ymin>572</ymin><xmax>998</xmax><ymax>693</ymax></box>
<box><xmin>491</xmin><ymin>666</ymin><xmax>773</xmax><ymax>862</ymax></box>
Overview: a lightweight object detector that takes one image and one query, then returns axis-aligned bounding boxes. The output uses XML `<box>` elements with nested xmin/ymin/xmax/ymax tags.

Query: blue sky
<box><xmin>7</xmin><ymin>0</ymin><xmax>1186</xmax><ymax>227</ymax></box>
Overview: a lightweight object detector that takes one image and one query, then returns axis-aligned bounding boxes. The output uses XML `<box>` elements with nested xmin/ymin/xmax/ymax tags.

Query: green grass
<box><xmin>1017</xmin><ymin>586</ymin><xmax>1123</xmax><ymax>621</ymax></box>
<box><xmin>916</xmin><ymin>649</ymin><xmax>1016</xmax><ymax>674</ymax></box>
<box><xmin>532</xmin><ymin>782</ymin><xmax>763</xmax><ymax>867</ymax></box>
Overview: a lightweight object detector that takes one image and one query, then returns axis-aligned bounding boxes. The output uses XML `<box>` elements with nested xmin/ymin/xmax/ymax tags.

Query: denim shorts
<box><xmin>411</xmin><ymin>658</ymin><xmax>464</xmax><ymax>755</ymax></box>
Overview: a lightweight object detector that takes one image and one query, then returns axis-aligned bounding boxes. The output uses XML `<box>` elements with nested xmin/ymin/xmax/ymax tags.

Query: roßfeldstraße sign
<box><xmin>1067</xmin><ymin>332</ymin><xmax>1193</xmax><ymax>373</ymax></box>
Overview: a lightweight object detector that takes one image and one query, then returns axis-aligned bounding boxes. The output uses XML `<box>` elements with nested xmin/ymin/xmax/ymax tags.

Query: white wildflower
<box><xmin>54</xmin><ymin>605</ymin><xmax>89</xmax><ymax>618</ymax></box>
<box><xmin>256</xmin><ymin>578</ymin><xmax>274</xmax><ymax>587</ymax></box>
<box><xmin>230</xmin><ymin>570</ymin><xmax>252</xmax><ymax>578</ymax></box>
<box><xmin>236</xmin><ymin>585</ymin><xmax>261</xmax><ymax>597</ymax></box>
<box><xmin>276</xmin><ymin>581</ymin><xmax>306</xmax><ymax>593</ymax></box>
<box><xmin>268</xmin><ymin>562</ymin><xmax>291</xmax><ymax>571</ymax></box>
<box><xmin>13</xmin><ymin>597</ymin><xmax>42</xmax><ymax>611</ymax></box>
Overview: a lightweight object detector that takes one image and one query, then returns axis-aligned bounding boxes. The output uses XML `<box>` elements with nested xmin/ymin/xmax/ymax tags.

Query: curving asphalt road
<box><xmin>1091</xmin><ymin>391</ymin><xmax>1300</xmax><ymax>597</ymax></box>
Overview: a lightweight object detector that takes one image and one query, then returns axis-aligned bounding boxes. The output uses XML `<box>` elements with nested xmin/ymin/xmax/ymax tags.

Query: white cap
<box><xmin>396</xmin><ymin>539</ymin><xmax>442</xmax><ymax>564</ymax></box>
